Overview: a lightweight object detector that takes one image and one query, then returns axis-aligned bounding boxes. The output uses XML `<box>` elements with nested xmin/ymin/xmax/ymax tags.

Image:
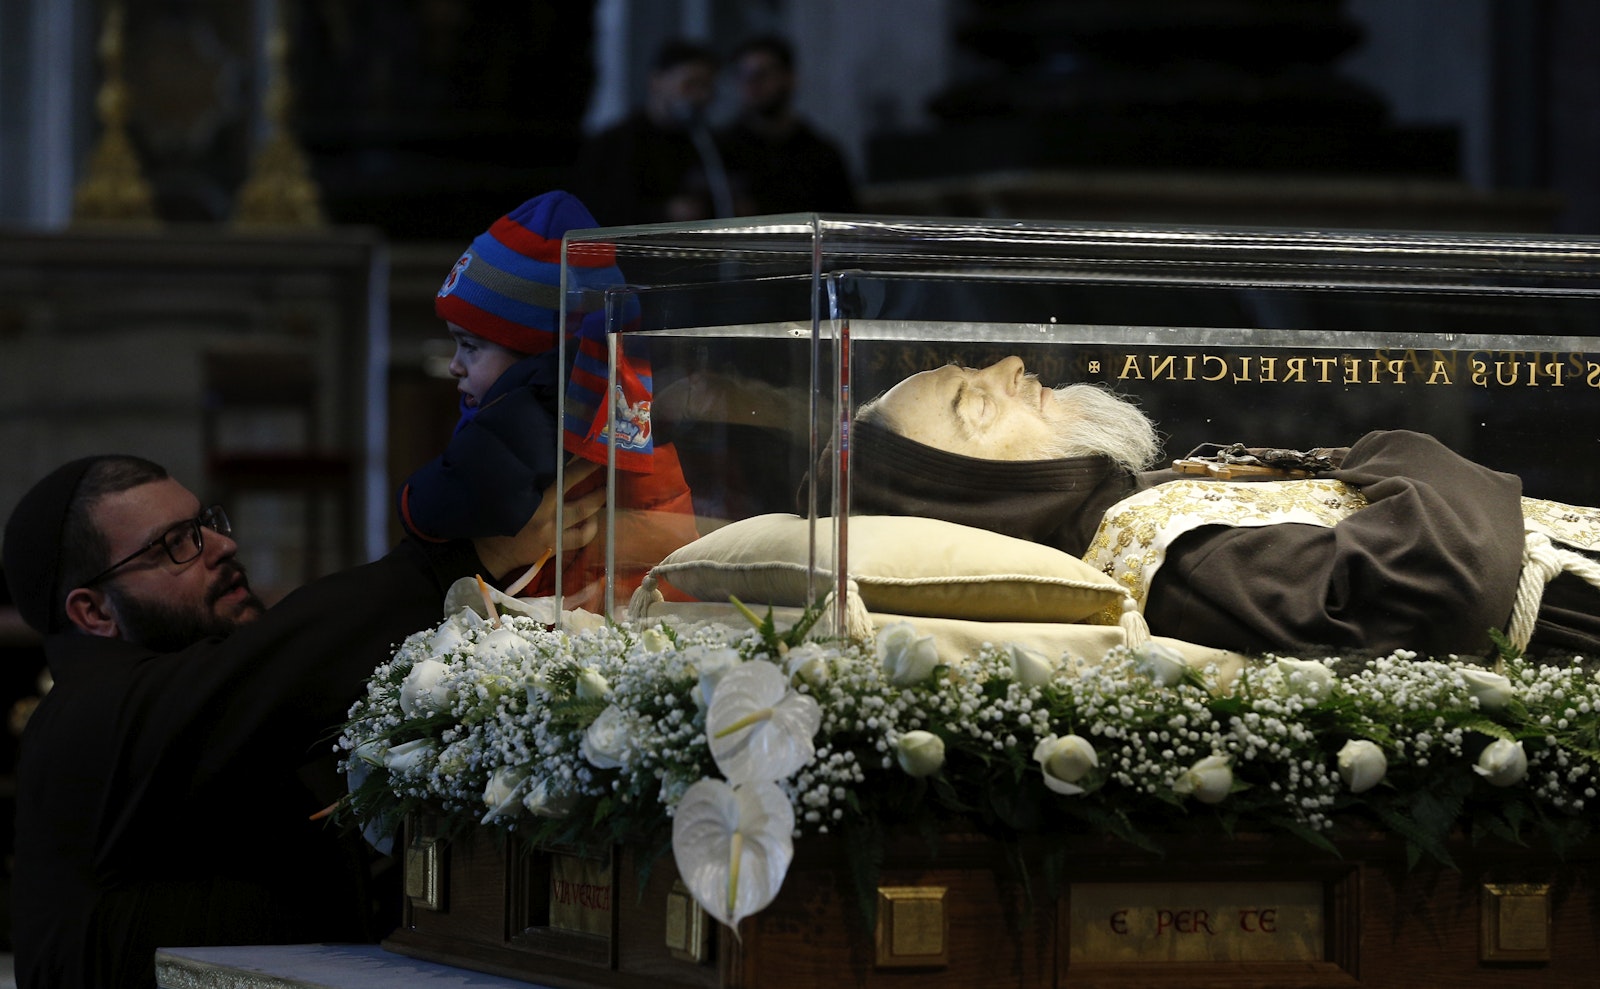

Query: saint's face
<box><xmin>873</xmin><ymin>356</ymin><xmax>1059</xmax><ymax>460</ymax></box>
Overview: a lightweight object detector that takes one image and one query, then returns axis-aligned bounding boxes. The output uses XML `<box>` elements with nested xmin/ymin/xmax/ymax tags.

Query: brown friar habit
<box><xmin>832</xmin><ymin>420</ymin><xmax>1600</xmax><ymax>659</ymax></box>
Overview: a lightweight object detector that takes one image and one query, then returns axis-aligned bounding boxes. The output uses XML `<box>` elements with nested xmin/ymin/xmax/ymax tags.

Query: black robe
<box><xmin>838</xmin><ymin>421</ymin><xmax>1600</xmax><ymax>658</ymax></box>
<box><xmin>12</xmin><ymin>537</ymin><xmax>480</xmax><ymax>989</ymax></box>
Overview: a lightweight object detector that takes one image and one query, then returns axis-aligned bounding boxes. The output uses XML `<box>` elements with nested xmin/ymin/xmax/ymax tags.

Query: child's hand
<box><xmin>473</xmin><ymin>458</ymin><xmax>606</xmax><ymax>580</ymax></box>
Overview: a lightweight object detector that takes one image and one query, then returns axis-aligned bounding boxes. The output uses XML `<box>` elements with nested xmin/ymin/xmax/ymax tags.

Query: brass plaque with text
<box><xmin>1070</xmin><ymin>881</ymin><xmax>1324</xmax><ymax>963</ymax></box>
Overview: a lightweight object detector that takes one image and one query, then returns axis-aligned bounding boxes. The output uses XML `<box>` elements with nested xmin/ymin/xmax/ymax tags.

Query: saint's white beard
<box><xmin>1030</xmin><ymin>384</ymin><xmax>1162</xmax><ymax>471</ymax></box>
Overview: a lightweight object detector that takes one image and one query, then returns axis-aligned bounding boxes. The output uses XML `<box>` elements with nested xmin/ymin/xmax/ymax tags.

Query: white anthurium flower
<box><xmin>783</xmin><ymin>642</ymin><xmax>831</xmax><ymax>687</ymax></box>
<box><xmin>1461</xmin><ymin>668</ymin><xmax>1514</xmax><ymax>713</ymax></box>
<box><xmin>1131</xmin><ymin>641</ymin><xmax>1188</xmax><ymax>687</ymax></box>
<box><xmin>1275</xmin><ymin>657</ymin><xmax>1336</xmax><ymax>703</ymax></box>
<box><xmin>707</xmin><ymin>660</ymin><xmax>822</xmax><ymax>785</ymax></box>
<box><xmin>481</xmin><ymin>766</ymin><xmax>530</xmax><ymax>823</ymax></box>
<box><xmin>877</xmin><ymin>622</ymin><xmax>940</xmax><ymax>687</ymax></box>
<box><xmin>522</xmin><ymin>778</ymin><xmax>578</xmax><ymax>819</ymax></box>
<box><xmin>575</xmin><ymin>667</ymin><xmax>612</xmax><ymax>702</ymax></box>
<box><xmin>398</xmin><ymin>659</ymin><xmax>451</xmax><ymax>718</ymax></box>
<box><xmin>1336</xmin><ymin>739</ymin><xmax>1387</xmax><ymax>794</ymax></box>
<box><xmin>691</xmin><ymin>646</ymin><xmax>743</xmax><ymax>712</ymax></box>
<box><xmin>581</xmin><ymin>704</ymin><xmax>630</xmax><ymax>769</ymax></box>
<box><xmin>895</xmin><ymin>731</ymin><xmax>945</xmax><ymax>777</ymax></box>
<box><xmin>1007</xmin><ymin>643</ymin><xmax>1059</xmax><ymax>688</ymax></box>
<box><xmin>1033</xmin><ymin>734</ymin><xmax>1098</xmax><ymax>795</ymax></box>
<box><xmin>1174</xmin><ymin>754</ymin><xmax>1233</xmax><ymax>804</ymax></box>
<box><xmin>671</xmin><ymin>778</ymin><xmax>795</xmax><ymax>932</ymax></box>
<box><xmin>381</xmin><ymin>738</ymin><xmax>437</xmax><ymax>777</ymax></box>
<box><xmin>1474</xmin><ymin>738</ymin><xmax>1528</xmax><ymax>787</ymax></box>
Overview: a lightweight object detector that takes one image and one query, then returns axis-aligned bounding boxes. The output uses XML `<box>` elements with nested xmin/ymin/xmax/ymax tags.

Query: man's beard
<box><xmin>106</xmin><ymin>561</ymin><xmax>265</xmax><ymax>652</ymax></box>
<box><xmin>1033</xmin><ymin>384</ymin><xmax>1162</xmax><ymax>471</ymax></box>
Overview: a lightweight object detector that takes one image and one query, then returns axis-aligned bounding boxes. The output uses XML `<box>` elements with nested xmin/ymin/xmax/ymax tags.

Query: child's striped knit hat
<box><xmin>436</xmin><ymin>190</ymin><xmax>654</xmax><ymax>471</ymax></box>
<box><xmin>435</xmin><ymin>190</ymin><xmax>618</xmax><ymax>355</ymax></box>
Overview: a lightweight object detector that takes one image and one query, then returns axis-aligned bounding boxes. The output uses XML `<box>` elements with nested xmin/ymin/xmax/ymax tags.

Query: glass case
<box><xmin>558</xmin><ymin>215</ymin><xmax>1600</xmax><ymax>651</ymax></box>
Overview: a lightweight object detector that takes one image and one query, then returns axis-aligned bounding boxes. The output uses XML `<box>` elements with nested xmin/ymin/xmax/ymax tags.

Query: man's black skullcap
<box><xmin>3</xmin><ymin>456</ymin><xmax>110</xmax><ymax>634</ymax></box>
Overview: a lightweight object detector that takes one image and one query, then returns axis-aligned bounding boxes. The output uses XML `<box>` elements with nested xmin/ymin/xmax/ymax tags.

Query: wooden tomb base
<box><xmin>383</xmin><ymin>820</ymin><xmax>1597</xmax><ymax>988</ymax></box>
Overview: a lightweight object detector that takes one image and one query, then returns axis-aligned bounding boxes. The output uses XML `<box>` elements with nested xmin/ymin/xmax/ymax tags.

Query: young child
<box><xmin>399</xmin><ymin>190</ymin><xmax>698</xmax><ymax>604</ymax></box>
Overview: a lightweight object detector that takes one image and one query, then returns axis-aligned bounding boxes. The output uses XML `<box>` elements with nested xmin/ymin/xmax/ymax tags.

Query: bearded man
<box><xmin>846</xmin><ymin>356</ymin><xmax>1600</xmax><ymax>658</ymax></box>
<box><xmin>2</xmin><ymin>454</ymin><xmax>598</xmax><ymax>989</ymax></box>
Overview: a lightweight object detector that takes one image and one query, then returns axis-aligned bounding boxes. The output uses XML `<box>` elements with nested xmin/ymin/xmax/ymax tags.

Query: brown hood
<box><xmin>805</xmin><ymin>418</ymin><xmax>1162</xmax><ymax>558</ymax></box>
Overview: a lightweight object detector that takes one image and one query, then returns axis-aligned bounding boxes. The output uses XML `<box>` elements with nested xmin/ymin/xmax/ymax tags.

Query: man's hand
<box><xmin>472</xmin><ymin>458</ymin><xmax>607</xmax><ymax>581</ymax></box>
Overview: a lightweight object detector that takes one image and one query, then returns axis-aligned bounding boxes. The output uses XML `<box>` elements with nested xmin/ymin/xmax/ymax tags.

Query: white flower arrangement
<box><xmin>337</xmin><ymin>608</ymin><xmax>1600</xmax><ymax>931</ymax></box>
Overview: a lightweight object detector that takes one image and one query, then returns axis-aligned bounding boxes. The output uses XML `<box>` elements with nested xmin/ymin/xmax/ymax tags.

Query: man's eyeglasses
<box><xmin>84</xmin><ymin>506</ymin><xmax>232</xmax><ymax>586</ymax></box>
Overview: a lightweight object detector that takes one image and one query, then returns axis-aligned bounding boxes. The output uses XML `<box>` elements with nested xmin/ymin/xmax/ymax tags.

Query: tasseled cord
<box><xmin>1509</xmin><ymin>531</ymin><xmax>1600</xmax><ymax>652</ymax></box>
<box><xmin>627</xmin><ymin>574</ymin><xmax>663</xmax><ymax>624</ymax></box>
<box><xmin>1118</xmin><ymin>590</ymin><xmax>1152</xmax><ymax>651</ymax></box>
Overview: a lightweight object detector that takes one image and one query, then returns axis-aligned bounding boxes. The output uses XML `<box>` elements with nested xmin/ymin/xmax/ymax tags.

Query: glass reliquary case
<box><xmin>553</xmin><ymin>214</ymin><xmax>1600</xmax><ymax>663</ymax></box>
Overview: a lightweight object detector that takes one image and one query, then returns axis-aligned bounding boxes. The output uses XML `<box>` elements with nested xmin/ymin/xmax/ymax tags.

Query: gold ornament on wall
<box><xmin>73</xmin><ymin>1</ymin><xmax>159</xmax><ymax>225</ymax></box>
<box><xmin>234</xmin><ymin>4</ymin><xmax>325</xmax><ymax>227</ymax></box>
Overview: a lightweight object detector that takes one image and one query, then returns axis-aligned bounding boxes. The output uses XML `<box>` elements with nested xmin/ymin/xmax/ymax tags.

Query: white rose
<box><xmin>476</xmin><ymin>625</ymin><xmax>525</xmax><ymax>665</ymax></box>
<box><xmin>877</xmin><ymin>622</ymin><xmax>940</xmax><ymax>687</ymax></box>
<box><xmin>1461</xmin><ymin>668</ymin><xmax>1513</xmax><ymax>713</ymax></box>
<box><xmin>784</xmin><ymin>642</ymin><xmax>831</xmax><ymax>687</ymax></box>
<box><xmin>426</xmin><ymin>620</ymin><xmax>468</xmax><ymax>658</ymax></box>
<box><xmin>1276</xmin><ymin>657</ymin><xmax>1335</xmax><ymax>703</ymax></box>
<box><xmin>1174</xmin><ymin>754</ymin><xmax>1233</xmax><ymax>804</ymax></box>
<box><xmin>381</xmin><ymin>738</ymin><xmax>437</xmax><ymax>777</ymax></box>
<box><xmin>1336</xmin><ymin>739</ymin><xmax>1387</xmax><ymax>794</ymax></box>
<box><xmin>580</xmin><ymin>704</ymin><xmax>629</xmax><ymax>769</ymax></box>
<box><xmin>690</xmin><ymin>646</ymin><xmax>742</xmax><ymax>711</ymax></box>
<box><xmin>575</xmin><ymin>667</ymin><xmax>612</xmax><ymax>702</ymax></box>
<box><xmin>1474</xmin><ymin>738</ymin><xmax>1528</xmax><ymax>787</ymax></box>
<box><xmin>352</xmin><ymin>737</ymin><xmax>387</xmax><ymax>767</ymax></box>
<box><xmin>1132</xmin><ymin>642</ymin><xmax>1188</xmax><ymax>687</ymax></box>
<box><xmin>1007</xmin><ymin>643</ymin><xmax>1058</xmax><ymax>688</ymax></box>
<box><xmin>1033</xmin><ymin>734</ymin><xmax>1098</xmax><ymax>796</ymax></box>
<box><xmin>524</xmin><ymin>779</ymin><xmax>578</xmax><ymax>819</ymax></box>
<box><xmin>895</xmin><ymin>730</ymin><xmax>946</xmax><ymax>778</ymax></box>
<box><xmin>637</xmin><ymin>627</ymin><xmax>673</xmax><ymax>654</ymax></box>
<box><xmin>481</xmin><ymin>766</ymin><xmax>529</xmax><ymax>822</ymax></box>
<box><xmin>398</xmin><ymin>659</ymin><xmax>451</xmax><ymax>718</ymax></box>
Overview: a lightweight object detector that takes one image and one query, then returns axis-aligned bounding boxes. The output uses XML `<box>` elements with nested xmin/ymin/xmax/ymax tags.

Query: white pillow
<box><xmin>649</xmin><ymin>514</ymin><xmax>1123</xmax><ymax>624</ymax></box>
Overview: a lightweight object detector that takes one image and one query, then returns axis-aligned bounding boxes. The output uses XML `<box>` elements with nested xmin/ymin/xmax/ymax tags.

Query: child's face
<box><xmin>446</xmin><ymin>324</ymin><xmax>524</xmax><ymax>409</ymax></box>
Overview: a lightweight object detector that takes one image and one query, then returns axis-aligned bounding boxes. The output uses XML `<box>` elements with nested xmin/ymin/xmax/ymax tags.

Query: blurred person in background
<box><xmin>571</xmin><ymin>39</ymin><xmax>733</xmax><ymax>225</ymax></box>
<box><xmin>718</xmin><ymin>34</ymin><xmax>857</xmax><ymax>216</ymax></box>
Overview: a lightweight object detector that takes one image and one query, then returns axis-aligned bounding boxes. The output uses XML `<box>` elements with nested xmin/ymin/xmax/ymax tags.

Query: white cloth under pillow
<box><xmin>641</xmin><ymin>513</ymin><xmax>1125</xmax><ymax>624</ymax></box>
